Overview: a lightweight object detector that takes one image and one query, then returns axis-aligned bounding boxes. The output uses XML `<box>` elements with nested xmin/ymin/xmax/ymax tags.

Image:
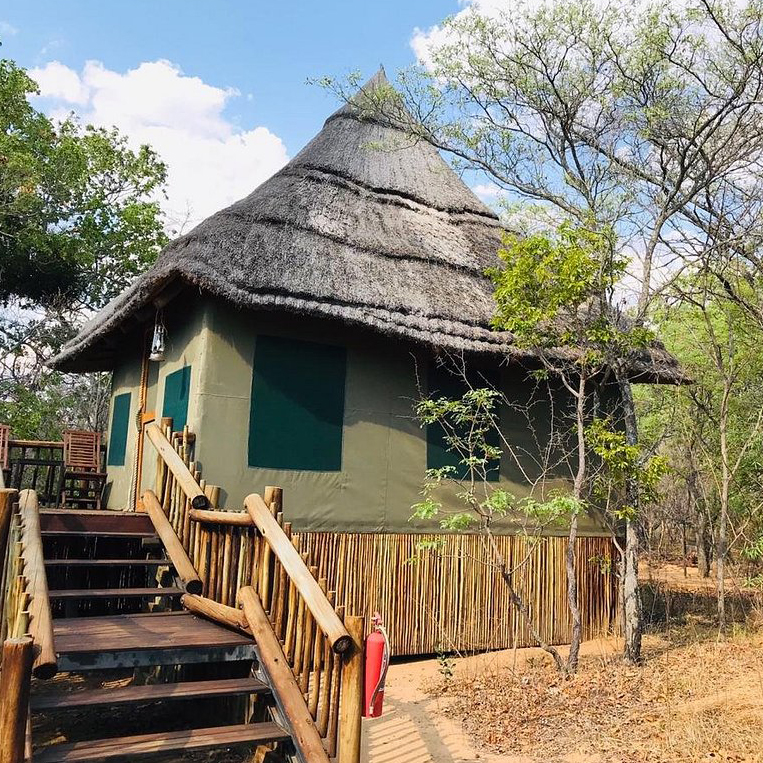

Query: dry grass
<box><xmin>427</xmin><ymin>617</ymin><xmax>763</xmax><ymax>763</ymax></box>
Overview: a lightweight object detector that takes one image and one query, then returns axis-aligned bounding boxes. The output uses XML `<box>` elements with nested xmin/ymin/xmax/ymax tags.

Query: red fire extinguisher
<box><xmin>363</xmin><ymin>612</ymin><xmax>391</xmax><ymax>718</ymax></box>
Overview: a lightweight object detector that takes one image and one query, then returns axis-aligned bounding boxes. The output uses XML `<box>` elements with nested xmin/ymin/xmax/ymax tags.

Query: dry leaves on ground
<box><xmin>427</xmin><ymin>627</ymin><xmax>763</xmax><ymax>763</ymax></box>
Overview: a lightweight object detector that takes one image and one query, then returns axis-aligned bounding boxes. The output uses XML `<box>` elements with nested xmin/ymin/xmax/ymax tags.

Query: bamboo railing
<box><xmin>0</xmin><ymin>488</ymin><xmax>57</xmax><ymax>763</ymax></box>
<box><xmin>147</xmin><ymin>420</ymin><xmax>363</xmax><ymax>762</ymax></box>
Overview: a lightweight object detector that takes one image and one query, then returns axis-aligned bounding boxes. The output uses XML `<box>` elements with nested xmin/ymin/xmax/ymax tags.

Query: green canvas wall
<box><xmin>107</xmin><ymin>392</ymin><xmax>131</xmax><ymax>466</ymax></box>
<box><xmin>162</xmin><ymin>365</ymin><xmax>192</xmax><ymax>430</ymax></box>
<box><xmin>106</xmin><ymin>297</ymin><xmax>610</xmax><ymax>536</ymax></box>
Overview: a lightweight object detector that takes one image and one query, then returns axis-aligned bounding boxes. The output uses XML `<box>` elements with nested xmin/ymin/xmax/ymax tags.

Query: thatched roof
<box><xmin>52</xmin><ymin>69</ymin><xmax>684</xmax><ymax>384</ymax></box>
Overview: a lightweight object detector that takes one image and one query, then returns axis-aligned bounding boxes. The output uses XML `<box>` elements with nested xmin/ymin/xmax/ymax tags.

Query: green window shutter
<box><xmin>107</xmin><ymin>392</ymin><xmax>131</xmax><ymax>467</ymax></box>
<box><xmin>248</xmin><ymin>336</ymin><xmax>347</xmax><ymax>471</ymax></box>
<box><xmin>162</xmin><ymin>366</ymin><xmax>192</xmax><ymax>430</ymax></box>
<box><xmin>426</xmin><ymin>364</ymin><xmax>501</xmax><ymax>482</ymax></box>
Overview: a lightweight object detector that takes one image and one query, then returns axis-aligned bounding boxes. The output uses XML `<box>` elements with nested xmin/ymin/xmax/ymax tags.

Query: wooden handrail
<box><xmin>142</xmin><ymin>490</ymin><xmax>202</xmax><ymax>594</ymax></box>
<box><xmin>181</xmin><ymin>594</ymin><xmax>250</xmax><ymax>633</ymax></box>
<box><xmin>18</xmin><ymin>490</ymin><xmax>57</xmax><ymax>678</ymax></box>
<box><xmin>244</xmin><ymin>494</ymin><xmax>352</xmax><ymax>654</ymax></box>
<box><xmin>145</xmin><ymin>423</ymin><xmax>208</xmax><ymax>510</ymax></box>
<box><xmin>238</xmin><ymin>586</ymin><xmax>331</xmax><ymax>763</ymax></box>
<box><xmin>189</xmin><ymin>508</ymin><xmax>253</xmax><ymax>526</ymax></box>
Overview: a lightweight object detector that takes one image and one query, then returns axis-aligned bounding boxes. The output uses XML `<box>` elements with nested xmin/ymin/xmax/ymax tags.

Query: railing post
<box><xmin>338</xmin><ymin>616</ymin><xmax>365</xmax><ymax>763</ymax></box>
<box><xmin>0</xmin><ymin>637</ymin><xmax>33</xmax><ymax>763</ymax></box>
<box><xmin>0</xmin><ymin>489</ymin><xmax>18</xmax><ymax>635</ymax></box>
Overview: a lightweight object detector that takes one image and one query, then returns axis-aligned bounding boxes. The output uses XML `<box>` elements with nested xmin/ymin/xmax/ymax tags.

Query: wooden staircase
<box><xmin>0</xmin><ymin>422</ymin><xmax>364</xmax><ymax>763</ymax></box>
<box><xmin>28</xmin><ymin>508</ymin><xmax>293</xmax><ymax>762</ymax></box>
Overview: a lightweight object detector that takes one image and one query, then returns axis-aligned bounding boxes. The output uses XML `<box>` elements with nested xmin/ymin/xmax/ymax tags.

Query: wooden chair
<box><xmin>57</xmin><ymin>430</ymin><xmax>107</xmax><ymax>510</ymax></box>
<box><xmin>0</xmin><ymin>424</ymin><xmax>9</xmax><ymax>485</ymax></box>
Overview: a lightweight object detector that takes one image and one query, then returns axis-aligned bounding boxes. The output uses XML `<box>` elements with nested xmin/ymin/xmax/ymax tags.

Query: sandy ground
<box><xmin>362</xmin><ymin>637</ymin><xmax>621</xmax><ymax>763</ymax></box>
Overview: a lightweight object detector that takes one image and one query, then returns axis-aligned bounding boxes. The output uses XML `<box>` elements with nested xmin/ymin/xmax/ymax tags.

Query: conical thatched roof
<box><xmin>52</xmin><ymin>69</ymin><xmax>683</xmax><ymax>383</ymax></box>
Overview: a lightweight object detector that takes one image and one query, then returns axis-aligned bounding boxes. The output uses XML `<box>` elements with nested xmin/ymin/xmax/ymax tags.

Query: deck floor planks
<box><xmin>32</xmin><ymin>677</ymin><xmax>270</xmax><ymax>710</ymax></box>
<box><xmin>34</xmin><ymin>722</ymin><xmax>290</xmax><ymax>762</ymax></box>
<box><xmin>54</xmin><ymin>611</ymin><xmax>252</xmax><ymax>655</ymax></box>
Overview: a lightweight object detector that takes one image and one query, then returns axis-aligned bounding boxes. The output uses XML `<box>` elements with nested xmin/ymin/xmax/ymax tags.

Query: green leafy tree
<box><xmin>411</xmin><ymin>383</ymin><xmax>583</xmax><ymax>673</ymax></box>
<box><xmin>326</xmin><ymin>0</ymin><xmax>763</xmax><ymax>661</ymax></box>
<box><xmin>641</xmin><ymin>282</ymin><xmax>763</xmax><ymax>628</ymax></box>
<box><xmin>0</xmin><ymin>58</ymin><xmax>168</xmax><ymax>438</ymax></box>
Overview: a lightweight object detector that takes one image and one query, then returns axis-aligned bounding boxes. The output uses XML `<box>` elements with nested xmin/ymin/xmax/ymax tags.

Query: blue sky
<box><xmin>2</xmin><ymin>1</ymin><xmax>474</xmax><ymax>226</ymax></box>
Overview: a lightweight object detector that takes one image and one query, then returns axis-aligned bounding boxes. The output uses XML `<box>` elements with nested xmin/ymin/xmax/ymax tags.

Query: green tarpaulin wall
<box><xmin>107</xmin><ymin>392</ymin><xmax>131</xmax><ymax>466</ymax></box>
<box><xmin>162</xmin><ymin>365</ymin><xmax>191</xmax><ymax>431</ymax></box>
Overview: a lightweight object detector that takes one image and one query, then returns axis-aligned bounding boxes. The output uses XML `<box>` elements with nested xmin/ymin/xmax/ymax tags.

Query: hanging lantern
<box><xmin>149</xmin><ymin>311</ymin><xmax>166</xmax><ymax>362</ymax></box>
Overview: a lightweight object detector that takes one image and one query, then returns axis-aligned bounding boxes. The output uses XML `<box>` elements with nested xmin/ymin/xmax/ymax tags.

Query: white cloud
<box><xmin>472</xmin><ymin>182</ymin><xmax>502</xmax><ymax>201</ymax></box>
<box><xmin>28</xmin><ymin>59</ymin><xmax>289</xmax><ymax>228</ymax></box>
<box><xmin>30</xmin><ymin>61</ymin><xmax>89</xmax><ymax>104</ymax></box>
<box><xmin>411</xmin><ymin>0</ymin><xmax>509</xmax><ymax>65</ymax></box>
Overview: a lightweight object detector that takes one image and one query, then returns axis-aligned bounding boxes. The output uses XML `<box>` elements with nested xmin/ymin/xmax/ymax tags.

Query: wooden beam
<box><xmin>189</xmin><ymin>509</ymin><xmax>253</xmax><ymax>526</ymax></box>
<box><xmin>145</xmin><ymin>423</ymin><xmax>208</xmax><ymax>509</ymax></box>
<box><xmin>181</xmin><ymin>594</ymin><xmax>250</xmax><ymax>633</ymax></box>
<box><xmin>0</xmin><ymin>638</ymin><xmax>33</xmax><ymax>763</ymax></box>
<box><xmin>338</xmin><ymin>616</ymin><xmax>364</xmax><ymax>763</ymax></box>
<box><xmin>238</xmin><ymin>587</ymin><xmax>330</xmax><ymax>763</ymax></box>
<box><xmin>142</xmin><ymin>490</ymin><xmax>202</xmax><ymax>594</ymax></box>
<box><xmin>245</xmin><ymin>493</ymin><xmax>352</xmax><ymax>654</ymax></box>
<box><xmin>18</xmin><ymin>490</ymin><xmax>57</xmax><ymax>679</ymax></box>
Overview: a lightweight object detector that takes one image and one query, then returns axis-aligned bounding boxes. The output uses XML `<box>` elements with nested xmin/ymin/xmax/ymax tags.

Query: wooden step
<box><xmin>54</xmin><ymin>612</ymin><xmax>256</xmax><ymax>670</ymax></box>
<box><xmin>31</xmin><ymin>677</ymin><xmax>270</xmax><ymax>711</ymax></box>
<box><xmin>40</xmin><ymin>510</ymin><xmax>154</xmax><ymax>536</ymax></box>
<box><xmin>48</xmin><ymin>587</ymin><xmax>183</xmax><ymax>600</ymax></box>
<box><xmin>34</xmin><ymin>722</ymin><xmax>290</xmax><ymax>762</ymax></box>
<box><xmin>45</xmin><ymin>559</ymin><xmax>171</xmax><ymax>567</ymax></box>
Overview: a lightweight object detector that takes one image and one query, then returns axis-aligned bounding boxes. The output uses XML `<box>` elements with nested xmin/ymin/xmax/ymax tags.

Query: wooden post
<box><xmin>338</xmin><ymin>616</ymin><xmax>364</xmax><ymax>763</ymax></box>
<box><xmin>18</xmin><ymin>490</ymin><xmax>57</xmax><ymax>679</ymax></box>
<box><xmin>155</xmin><ymin>417</ymin><xmax>173</xmax><ymax>505</ymax></box>
<box><xmin>144</xmin><ymin>423</ymin><xmax>208</xmax><ymax>509</ymax></box>
<box><xmin>238</xmin><ymin>587</ymin><xmax>330</xmax><ymax>763</ymax></box>
<box><xmin>0</xmin><ymin>489</ymin><xmax>17</xmax><ymax>565</ymax></box>
<box><xmin>142</xmin><ymin>490</ymin><xmax>203</xmax><ymax>594</ymax></box>
<box><xmin>244</xmin><ymin>494</ymin><xmax>351</xmax><ymax>654</ymax></box>
<box><xmin>0</xmin><ymin>489</ymin><xmax>18</xmax><ymax>630</ymax></box>
<box><xmin>0</xmin><ymin>637</ymin><xmax>33</xmax><ymax>763</ymax></box>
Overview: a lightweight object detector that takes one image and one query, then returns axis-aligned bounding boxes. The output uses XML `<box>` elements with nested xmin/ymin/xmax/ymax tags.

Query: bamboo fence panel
<box><xmin>292</xmin><ymin>532</ymin><xmax>617</xmax><ymax>656</ymax></box>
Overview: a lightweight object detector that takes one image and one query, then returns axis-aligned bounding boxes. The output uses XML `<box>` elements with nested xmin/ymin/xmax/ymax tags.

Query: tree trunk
<box><xmin>483</xmin><ymin>527</ymin><xmax>567</xmax><ymax>673</ymax></box>
<box><xmin>717</xmin><ymin>386</ymin><xmax>731</xmax><ymax>631</ymax></box>
<box><xmin>687</xmin><ymin>461</ymin><xmax>711</xmax><ymax>577</ymax></box>
<box><xmin>566</xmin><ymin>372</ymin><xmax>587</xmax><ymax>673</ymax></box>
<box><xmin>623</xmin><ymin>517</ymin><xmax>643</xmax><ymax>663</ymax></box>
<box><xmin>696</xmin><ymin>508</ymin><xmax>712</xmax><ymax>578</ymax></box>
<box><xmin>617</xmin><ymin>370</ymin><xmax>643</xmax><ymax>664</ymax></box>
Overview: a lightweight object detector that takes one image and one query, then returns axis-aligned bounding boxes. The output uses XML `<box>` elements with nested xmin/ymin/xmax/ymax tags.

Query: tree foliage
<box><xmin>0</xmin><ymin>57</ymin><xmax>168</xmax><ymax>437</ymax></box>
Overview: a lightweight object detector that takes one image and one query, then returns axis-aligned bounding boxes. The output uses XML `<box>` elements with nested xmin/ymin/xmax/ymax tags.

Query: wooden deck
<box><xmin>54</xmin><ymin>611</ymin><xmax>253</xmax><ymax>653</ymax></box>
<box><xmin>34</xmin><ymin>723</ymin><xmax>290</xmax><ymax>763</ymax></box>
